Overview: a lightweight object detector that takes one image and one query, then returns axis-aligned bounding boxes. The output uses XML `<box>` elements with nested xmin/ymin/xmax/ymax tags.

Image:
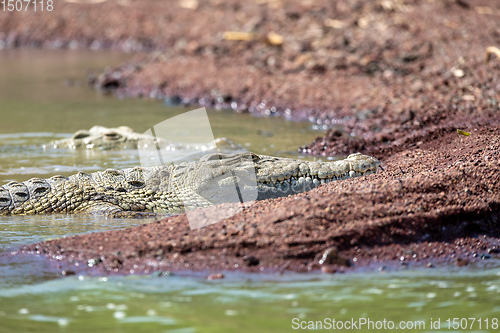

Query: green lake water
<box><xmin>0</xmin><ymin>49</ymin><xmax>499</xmax><ymax>332</ymax></box>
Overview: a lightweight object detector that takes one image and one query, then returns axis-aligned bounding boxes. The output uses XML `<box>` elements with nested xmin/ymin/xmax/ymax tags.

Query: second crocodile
<box><xmin>48</xmin><ymin>125</ymin><xmax>240</xmax><ymax>151</ymax></box>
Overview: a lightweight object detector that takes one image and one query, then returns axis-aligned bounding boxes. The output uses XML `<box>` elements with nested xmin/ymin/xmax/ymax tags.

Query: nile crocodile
<box><xmin>0</xmin><ymin>152</ymin><xmax>379</xmax><ymax>216</ymax></box>
<box><xmin>48</xmin><ymin>125</ymin><xmax>240</xmax><ymax>151</ymax></box>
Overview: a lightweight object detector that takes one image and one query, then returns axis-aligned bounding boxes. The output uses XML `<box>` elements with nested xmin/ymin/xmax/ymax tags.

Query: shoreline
<box><xmin>16</xmin><ymin>127</ymin><xmax>500</xmax><ymax>276</ymax></box>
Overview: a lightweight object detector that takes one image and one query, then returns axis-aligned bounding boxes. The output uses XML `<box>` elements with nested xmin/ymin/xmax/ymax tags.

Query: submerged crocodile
<box><xmin>48</xmin><ymin>125</ymin><xmax>240</xmax><ymax>151</ymax></box>
<box><xmin>0</xmin><ymin>152</ymin><xmax>379</xmax><ymax>216</ymax></box>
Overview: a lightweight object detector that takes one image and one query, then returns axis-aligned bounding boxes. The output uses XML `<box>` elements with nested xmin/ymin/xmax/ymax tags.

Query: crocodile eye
<box><xmin>251</xmin><ymin>153</ymin><xmax>261</xmax><ymax>162</ymax></box>
<box><xmin>199</xmin><ymin>153</ymin><xmax>223</xmax><ymax>162</ymax></box>
<box><xmin>72</xmin><ymin>130</ymin><xmax>90</xmax><ymax>140</ymax></box>
<box><xmin>104</xmin><ymin>132</ymin><xmax>121</xmax><ymax>140</ymax></box>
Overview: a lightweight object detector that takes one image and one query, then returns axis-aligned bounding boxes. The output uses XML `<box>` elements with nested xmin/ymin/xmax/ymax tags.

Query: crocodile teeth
<box><xmin>318</xmin><ymin>171</ymin><xmax>328</xmax><ymax>179</ymax></box>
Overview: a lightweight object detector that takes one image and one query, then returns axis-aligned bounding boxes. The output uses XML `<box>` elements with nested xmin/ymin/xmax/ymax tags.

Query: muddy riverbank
<box><xmin>18</xmin><ymin>127</ymin><xmax>500</xmax><ymax>275</ymax></box>
<box><xmin>1</xmin><ymin>0</ymin><xmax>500</xmax><ymax>274</ymax></box>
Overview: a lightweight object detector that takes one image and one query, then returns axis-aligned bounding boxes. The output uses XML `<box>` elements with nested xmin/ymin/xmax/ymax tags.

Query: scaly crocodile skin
<box><xmin>0</xmin><ymin>152</ymin><xmax>379</xmax><ymax>216</ymax></box>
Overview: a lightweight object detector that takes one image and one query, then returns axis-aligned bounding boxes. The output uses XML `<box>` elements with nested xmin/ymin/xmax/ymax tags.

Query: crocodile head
<box><xmin>253</xmin><ymin>152</ymin><xmax>380</xmax><ymax>199</ymax></box>
<box><xmin>49</xmin><ymin>125</ymin><xmax>241</xmax><ymax>153</ymax></box>
<box><xmin>174</xmin><ymin>152</ymin><xmax>380</xmax><ymax>206</ymax></box>
<box><xmin>52</xmin><ymin>126</ymin><xmax>142</xmax><ymax>150</ymax></box>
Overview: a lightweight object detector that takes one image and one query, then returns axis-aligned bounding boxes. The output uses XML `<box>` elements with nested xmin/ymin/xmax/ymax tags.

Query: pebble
<box><xmin>318</xmin><ymin>247</ymin><xmax>350</xmax><ymax>267</ymax></box>
<box><xmin>243</xmin><ymin>256</ymin><xmax>260</xmax><ymax>266</ymax></box>
<box><xmin>207</xmin><ymin>273</ymin><xmax>225</xmax><ymax>280</ymax></box>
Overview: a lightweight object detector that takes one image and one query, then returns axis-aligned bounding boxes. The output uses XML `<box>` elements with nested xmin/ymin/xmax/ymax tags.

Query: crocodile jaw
<box><xmin>254</xmin><ymin>153</ymin><xmax>380</xmax><ymax>199</ymax></box>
